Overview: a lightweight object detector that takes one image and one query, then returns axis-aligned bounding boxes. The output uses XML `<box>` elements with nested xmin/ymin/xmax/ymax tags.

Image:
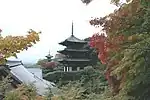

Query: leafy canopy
<box><xmin>87</xmin><ymin>0</ymin><xmax>150</xmax><ymax>99</ymax></box>
<box><xmin>0</xmin><ymin>29</ymin><xmax>40</xmax><ymax>64</ymax></box>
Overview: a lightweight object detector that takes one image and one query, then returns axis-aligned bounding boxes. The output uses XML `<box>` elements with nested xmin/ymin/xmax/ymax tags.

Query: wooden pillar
<box><xmin>77</xmin><ymin>67</ymin><xmax>80</xmax><ymax>71</ymax></box>
<box><xmin>63</xmin><ymin>67</ymin><xmax>66</xmax><ymax>72</ymax></box>
<box><xmin>69</xmin><ymin>67</ymin><xmax>72</xmax><ymax>71</ymax></box>
<box><xmin>67</xmin><ymin>67</ymin><xmax>69</xmax><ymax>72</ymax></box>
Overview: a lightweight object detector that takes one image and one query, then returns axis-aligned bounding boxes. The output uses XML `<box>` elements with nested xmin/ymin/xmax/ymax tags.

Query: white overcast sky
<box><xmin>0</xmin><ymin>0</ymin><xmax>116</xmax><ymax>64</ymax></box>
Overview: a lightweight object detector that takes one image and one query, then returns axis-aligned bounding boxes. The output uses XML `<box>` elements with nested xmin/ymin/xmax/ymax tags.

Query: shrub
<box><xmin>80</xmin><ymin>67</ymin><xmax>108</xmax><ymax>94</ymax></box>
<box><xmin>4</xmin><ymin>84</ymin><xmax>46</xmax><ymax>100</ymax></box>
<box><xmin>50</xmin><ymin>67</ymin><xmax>108</xmax><ymax>100</ymax></box>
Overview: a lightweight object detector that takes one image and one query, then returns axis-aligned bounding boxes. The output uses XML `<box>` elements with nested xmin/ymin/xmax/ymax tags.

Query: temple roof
<box><xmin>58</xmin><ymin>58</ymin><xmax>90</xmax><ymax>62</ymax></box>
<box><xmin>45</xmin><ymin>51</ymin><xmax>53</xmax><ymax>58</ymax></box>
<box><xmin>58</xmin><ymin>48</ymin><xmax>89</xmax><ymax>53</ymax></box>
<box><xmin>54</xmin><ymin>53</ymin><xmax>66</xmax><ymax>59</ymax></box>
<box><xmin>59</xmin><ymin>35</ymin><xmax>87</xmax><ymax>46</ymax></box>
<box><xmin>57</xmin><ymin>22</ymin><xmax>91</xmax><ymax>68</ymax></box>
<box><xmin>1</xmin><ymin>59</ymin><xmax>58</xmax><ymax>96</ymax></box>
<box><xmin>59</xmin><ymin>22</ymin><xmax>87</xmax><ymax>46</ymax></box>
<box><xmin>58</xmin><ymin>58</ymin><xmax>91</xmax><ymax>67</ymax></box>
<box><xmin>66</xmin><ymin>35</ymin><xmax>87</xmax><ymax>43</ymax></box>
<box><xmin>0</xmin><ymin>65</ymin><xmax>22</xmax><ymax>88</ymax></box>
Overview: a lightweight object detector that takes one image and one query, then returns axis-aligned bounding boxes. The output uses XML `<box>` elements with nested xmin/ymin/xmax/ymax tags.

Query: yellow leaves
<box><xmin>127</xmin><ymin>35</ymin><xmax>138</xmax><ymax>42</ymax></box>
<box><xmin>109</xmin><ymin>33</ymin><xmax>150</xmax><ymax>78</ymax></box>
<box><xmin>51</xmin><ymin>96</ymin><xmax>62</xmax><ymax>100</ymax></box>
<box><xmin>108</xmin><ymin>33</ymin><xmax>150</xmax><ymax>98</ymax></box>
<box><xmin>12</xmin><ymin>53</ymin><xmax>18</xmax><ymax>58</ymax></box>
<box><xmin>0</xmin><ymin>29</ymin><xmax>40</xmax><ymax>64</ymax></box>
<box><xmin>52</xmin><ymin>83</ymin><xmax>85</xmax><ymax>100</ymax></box>
<box><xmin>126</xmin><ymin>34</ymin><xmax>150</xmax><ymax>45</ymax></box>
<box><xmin>5</xmin><ymin>84</ymin><xmax>46</xmax><ymax>100</ymax></box>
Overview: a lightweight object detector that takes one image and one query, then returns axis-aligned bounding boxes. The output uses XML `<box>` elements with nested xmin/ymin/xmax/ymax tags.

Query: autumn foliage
<box><xmin>41</xmin><ymin>61</ymin><xmax>57</xmax><ymax>69</ymax></box>
<box><xmin>88</xmin><ymin>0</ymin><xmax>150</xmax><ymax>99</ymax></box>
<box><xmin>0</xmin><ymin>29</ymin><xmax>40</xmax><ymax>64</ymax></box>
<box><xmin>89</xmin><ymin>33</ymin><xmax>125</xmax><ymax>64</ymax></box>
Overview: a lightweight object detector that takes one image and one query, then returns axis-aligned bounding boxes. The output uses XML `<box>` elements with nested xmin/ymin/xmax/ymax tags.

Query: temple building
<box><xmin>0</xmin><ymin>59</ymin><xmax>57</xmax><ymax>97</ymax></box>
<box><xmin>45</xmin><ymin>51</ymin><xmax>53</xmax><ymax>62</ymax></box>
<box><xmin>57</xmin><ymin>22</ymin><xmax>91</xmax><ymax>72</ymax></box>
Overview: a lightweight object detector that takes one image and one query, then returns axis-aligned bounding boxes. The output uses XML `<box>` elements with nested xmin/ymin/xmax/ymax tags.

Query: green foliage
<box><xmin>4</xmin><ymin>92</ymin><xmax>20</xmax><ymax>100</ymax></box>
<box><xmin>4</xmin><ymin>84</ymin><xmax>36</xmax><ymax>100</ymax></box>
<box><xmin>36</xmin><ymin>58</ymin><xmax>48</xmax><ymax>65</ymax></box>
<box><xmin>58</xmin><ymin>81</ymin><xmax>86</xmax><ymax>100</ymax></box>
<box><xmin>51</xmin><ymin>67</ymin><xmax>108</xmax><ymax>100</ymax></box>
<box><xmin>4</xmin><ymin>83</ymin><xmax>47</xmax><ymax>100</ymax></box>
<box><xmin>85</xmin><ymin>0</ymin><xmax>150</xmax><ymax>99</ymax></box>
<box><xmin>80</xmin><ymin>67</ymin><xmax>108</xmax><ymax>94</ymax></box>
<box><xmin>45</xmin><ymin>86</ymin><xmax>54</xmax><ymax>100</ymax></box>
<box><xmin>0</xmin><ymin>75</ymin><xmax>12</xmax><ymax>99</ymax></box>
<box><xmin>84</xmin><ymin>37</ymin><xmax>99</xmax><ymax>66</ymax></box>
<box><xmin>43</xmin><ymin>70</ymin><xmax>88</xmax><ymax>83</ymax></box>
<box><xmin>0</xmin><ymin>75</ymin><xmax>11</xmax><ymax>93</ymax></box>
<box><xmin>81</xmin><ymin>0</ymin><xmax>132</xmax><ymax>6</ymax></box>
<box><xmin>112</xmin><ymin>34</ymin><xmax>150</xmax><ymax>100</ymax></box>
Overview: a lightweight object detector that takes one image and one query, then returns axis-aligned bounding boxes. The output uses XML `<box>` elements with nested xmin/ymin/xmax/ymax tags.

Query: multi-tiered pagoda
<box><xmin>45</xmin><ymin>51</ymin><xmax>53</xmax><ymax>62</ymax></box>
<box><xmin>57</xmin><ymin>22</ymin><xmax>91</xmax><ymax>72</ymax></box>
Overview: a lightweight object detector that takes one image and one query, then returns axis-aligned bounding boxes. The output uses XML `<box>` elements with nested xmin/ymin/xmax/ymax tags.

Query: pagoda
<box><xmin>45</xmin><ymin>51</ymin><xmax>53</xmax><ymax>62</ymax></box>
<box><xmin>57</xmin><ymin>22</ymin><xmax>91</xmax><ymax>72</ymax></box>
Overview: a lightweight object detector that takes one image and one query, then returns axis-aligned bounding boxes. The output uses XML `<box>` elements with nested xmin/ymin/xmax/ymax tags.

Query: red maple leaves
<box><xmin>41</xmin><ymin>61</ymin><xmax>57</xmax><ymax>69</ymax></box>
<box><xmin>90</xmin><ymin>33</ymin><xmax>107</xmax><ymax>64</ymax></box>
<box><xmin>90</xmin><ymin>33</ymin><xmax>125</xmax><ymax>64</ymax></box>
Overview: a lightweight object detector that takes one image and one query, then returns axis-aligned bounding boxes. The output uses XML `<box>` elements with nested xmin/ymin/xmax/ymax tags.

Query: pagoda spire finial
<box><xmin>46</xmin><ymin>49</ymin><xmax>53</xmax><ymax>62</ymax></box>
<box><xmin>48</xmin><ymin>50</ymin><xmax>50</xmax><ymax>55</ymax></box>
<box><xmin>71</xmin><ymin>21</ymin><xmax>74</xmax><ymax>36</ymax></box>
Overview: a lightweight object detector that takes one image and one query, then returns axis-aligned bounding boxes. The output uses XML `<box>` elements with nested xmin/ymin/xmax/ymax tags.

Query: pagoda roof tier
<box><xmin>58</xmin><ymin>58</ymin><xmax>90</xmax><ymax>62</ymax></box>
<box><xmin>59</xmin><ymin>35</ymin><xmax>87</xmax><ymax>46</ymax></box>
<box><xmin>57</xmin><ymin>48</ymin><xmax>89</xmax><ymax>54</ymax></box>
<box><xmin>46</xmin><ymin>54</ymin><xmax>53</xmax><ymax>58</ymax></box>
<box><xmin>59</xmin><ymin>22</ymin><xmax>88</xmax><ymax>46</ymax></box>
<box><xmin>57</xmin><ymin>59</ymin><xmax>90</xmax><ymax>67</ymax></box>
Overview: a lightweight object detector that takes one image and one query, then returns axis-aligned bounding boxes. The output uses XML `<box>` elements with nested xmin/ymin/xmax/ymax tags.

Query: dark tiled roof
<box><xmin>0</xmin><ymin>65</ymin><xmax>22</xmax><ymax>86</ymax></box>
<box><xmin>58</xmin><ymin>48</ymin><xmax>89</xmax><ymax>53</ymax></box>
<box><xmin>59</xmin><ymin>35</ymin><xmax>87</xmax><ymax>45</ymax></box>
<box><xmin>45</xmin><ymin>54</ymin><xmax>53</xmax><ymax>58</ymax></box>
<box><xmin>66</xmin><ymin>35</ymin><xmax>87</xmax><ymax>43</ymax></box>
<box><xmin>58</xmin><ymin>58</ymin><xmax>90</xmax><ymax>62</ymax></box>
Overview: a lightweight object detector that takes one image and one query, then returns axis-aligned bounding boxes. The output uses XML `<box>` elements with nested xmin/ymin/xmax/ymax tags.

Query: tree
<box><xmin>36</xmin><ymin>58</ymin><xmax>48</xmax><ymax>66</ymax></box>
<box><xmin>84</xmin><ymin>37</ymin><xmax>99</xmax><ymax>66</ymax></box>
<box><xmin>83</xmin><ymin>0</ymin><xmax>150</xmax><ymax>99</ymax></box>
<box><xmin>0</xmin><ymin>29</ymin><xmax>40</xmax><ymax>64</ymax></box>
<box><xmin>42</xmin><ymin>62</ymin><xmax>57</xmax><ymax>69</ymax></box>
<box><xmin>81</xmin><ymin>0</ymin><xmax>132</xmax><ymax>5</ymax></box>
